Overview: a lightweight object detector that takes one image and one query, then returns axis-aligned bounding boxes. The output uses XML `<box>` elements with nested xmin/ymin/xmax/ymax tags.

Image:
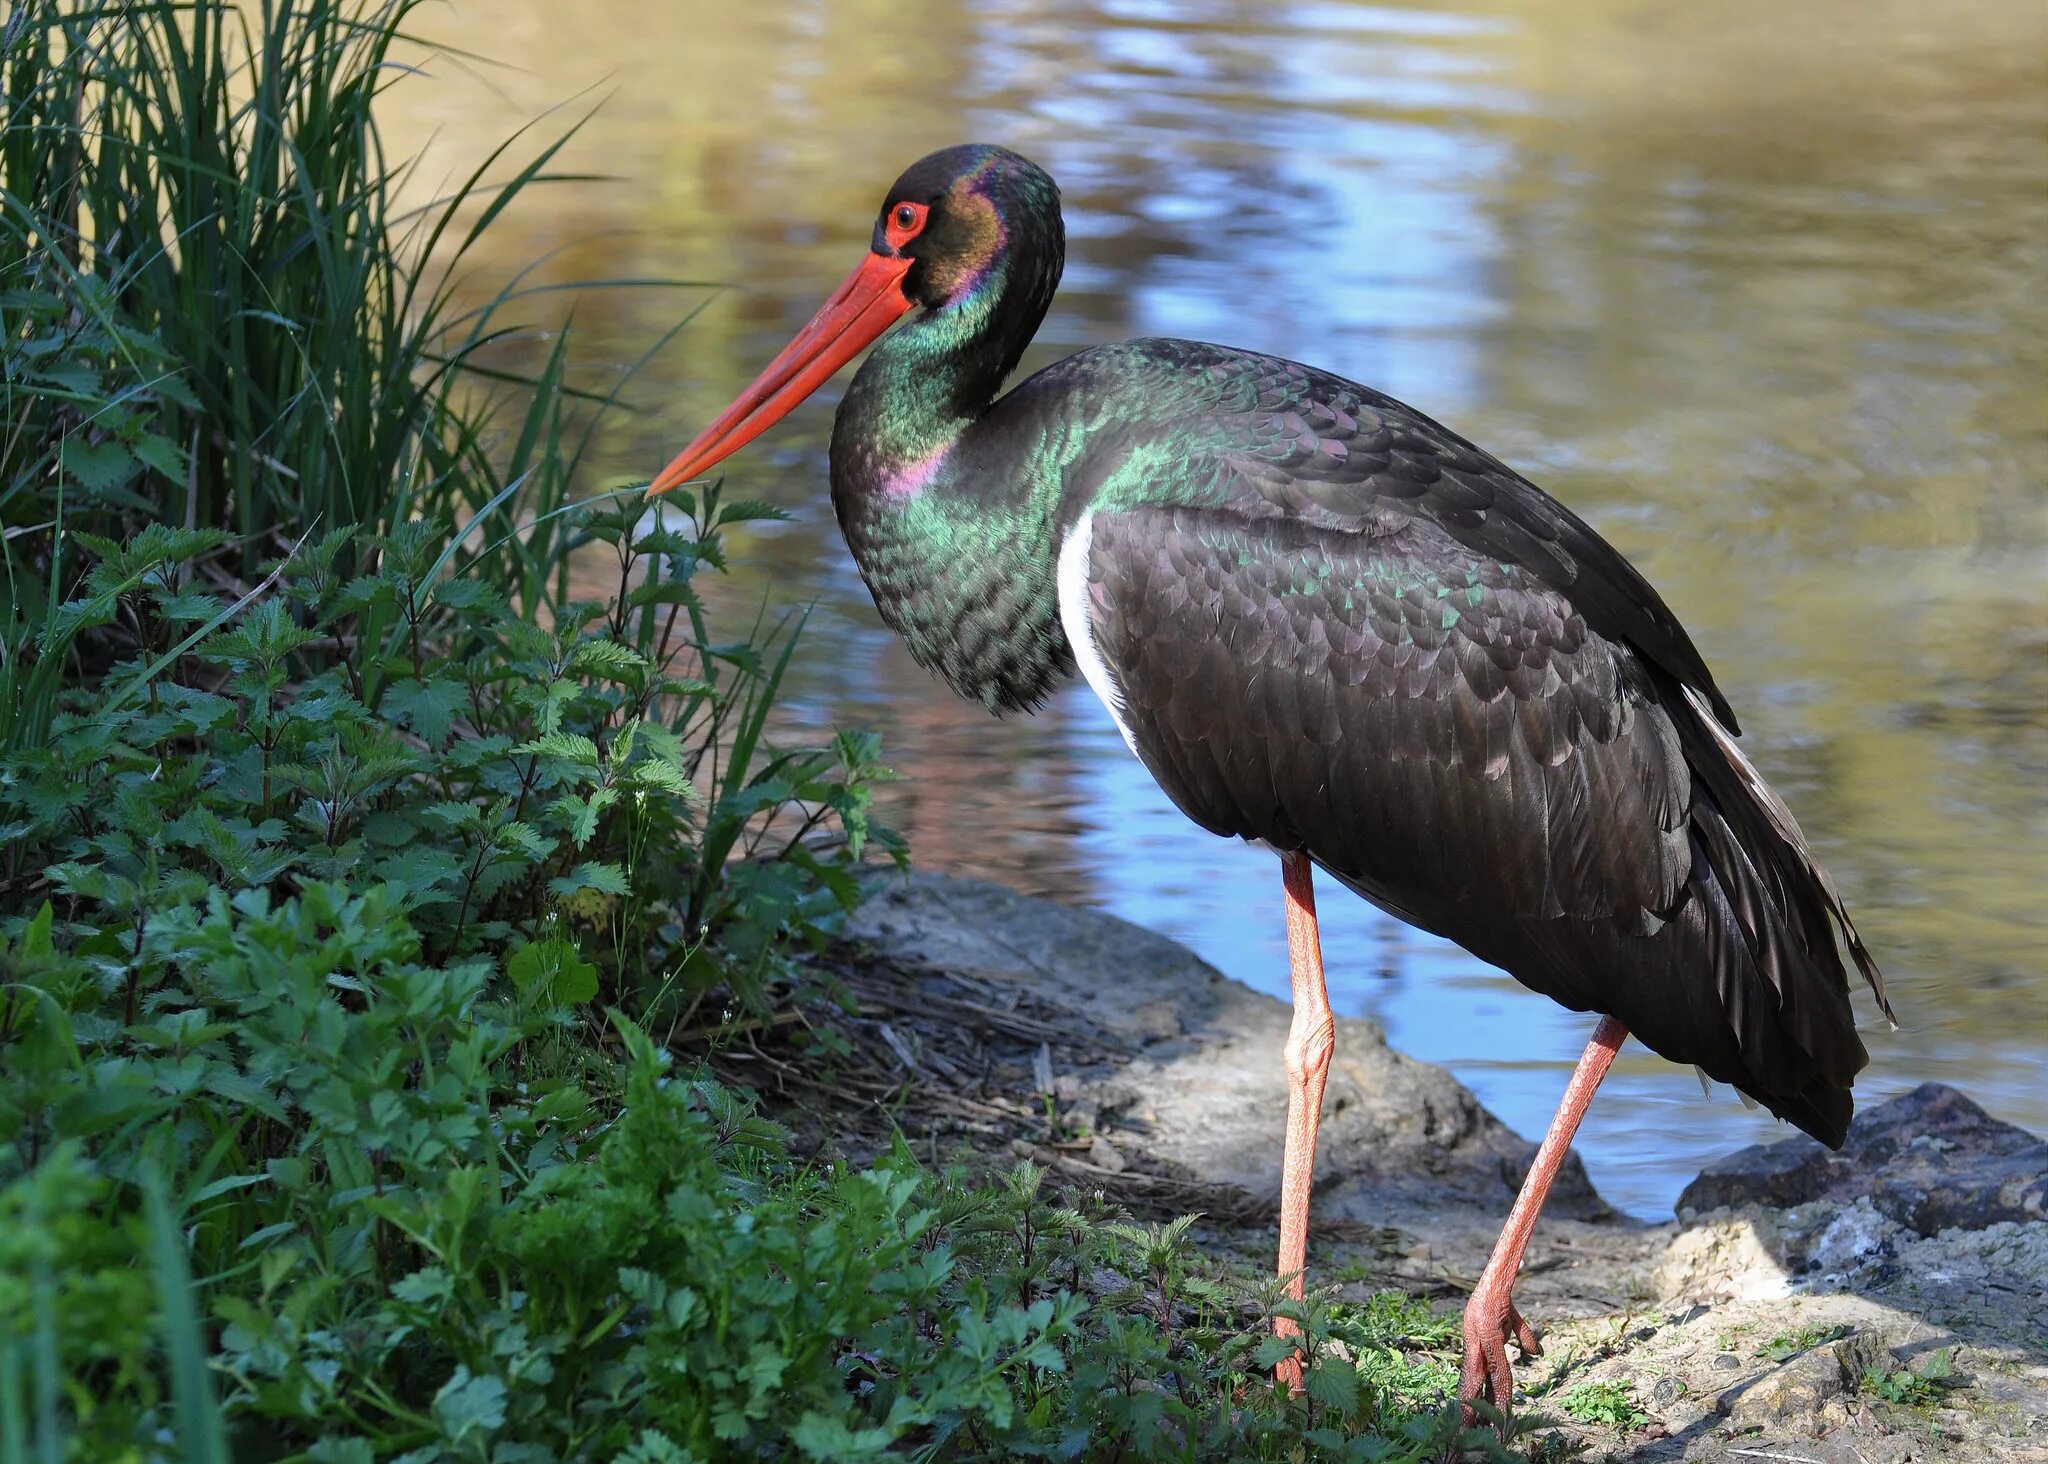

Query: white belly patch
<box><xmin>1057</xmin><ymin>509</ymin><xmax>1141</xmax><ymax>757</ymax></box>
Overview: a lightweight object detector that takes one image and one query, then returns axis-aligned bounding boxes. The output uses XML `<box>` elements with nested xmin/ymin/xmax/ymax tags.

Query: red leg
<box><xmin>1273</xmin><ymin>850</ymin><xmax>1335</xmax><ymax>1391</ymax></box>
<box><xmin>1459</xmin><ymin>1014</ymin><xmax>1628</xmax><ymax>1434</ymax></box>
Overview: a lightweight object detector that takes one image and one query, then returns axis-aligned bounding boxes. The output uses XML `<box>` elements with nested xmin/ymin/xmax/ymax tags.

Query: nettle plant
<box><xmin>0</xmin><ymin>484</ymin><xmax>895</xmax><ymax>1019</ymax></box>
<box><xmin>0</xmin><ymin>501</ymin><xmax>1501</xmax><ymax>1462</ymax></box>
<box><xmin>0</xmin><ymin>926</ymin><xmax>1474</xmax><ymax>1464</ymax></box>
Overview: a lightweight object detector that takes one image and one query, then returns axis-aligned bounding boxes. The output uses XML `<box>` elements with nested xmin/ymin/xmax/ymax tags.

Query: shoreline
<box><xmin>722</xmin><ymin>869</ymin><xmax>2048</xmax><ymax>1462</ymax></box>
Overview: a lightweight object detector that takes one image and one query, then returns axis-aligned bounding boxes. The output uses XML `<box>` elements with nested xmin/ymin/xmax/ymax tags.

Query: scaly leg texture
<box><xmin>1459</xmin><ymin>1014</ymin><xmax>1628</xmax><ymax>1434</ymax></box>
<box><xmin>1273</xmin><ymin>850</ymin><xmax>1335</xmax><ymax>1391</ymax></box>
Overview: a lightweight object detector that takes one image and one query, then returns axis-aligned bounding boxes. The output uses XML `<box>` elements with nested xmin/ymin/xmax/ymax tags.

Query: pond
<box><xmin>377</xmin><ymin>0</ymin><xmax>2048</xmax><ymax>1218</ymax></box>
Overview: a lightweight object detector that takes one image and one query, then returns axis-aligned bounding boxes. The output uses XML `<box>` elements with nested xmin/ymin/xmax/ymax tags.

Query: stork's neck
<box><xmin>826</xmin><ymin>240</ymin><xmax>1072</xmax><ymax>713</ymax></box>
<box><xmin>831</xmin><ymin>232</ymin><xmax>1062</xmax><ymax>490</ymax></box>
<box><xmin>834</xmin><ymin>310</ymin><xmax>981</xmax><ymax>474</ymax></box>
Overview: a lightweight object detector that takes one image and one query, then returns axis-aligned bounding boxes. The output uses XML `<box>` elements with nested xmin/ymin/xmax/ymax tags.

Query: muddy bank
<box><xmin>788</xmin><ymin>871</ymin><xmax>2047</xmax><ymax>1461</ymax></box>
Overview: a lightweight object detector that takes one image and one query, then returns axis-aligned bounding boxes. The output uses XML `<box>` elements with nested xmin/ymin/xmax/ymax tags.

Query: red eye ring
<box><xmin>884</xmin><ymin>201</ymin><xmax>928</xmax><ymax>249</ymax></box>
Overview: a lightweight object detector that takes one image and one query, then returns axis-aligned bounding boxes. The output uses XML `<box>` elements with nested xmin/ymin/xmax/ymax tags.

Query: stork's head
<box><xmin>649</xmin><ymin>144</ymin><xmax>1061</xmax><ymax>496</ymax></box>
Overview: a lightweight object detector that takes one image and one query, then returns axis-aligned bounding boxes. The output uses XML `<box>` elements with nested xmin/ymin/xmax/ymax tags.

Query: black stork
<box><xmin>647</xmin><ymin>144</ymin><xmax>1894</xmax><ymax>1425</ymax></box>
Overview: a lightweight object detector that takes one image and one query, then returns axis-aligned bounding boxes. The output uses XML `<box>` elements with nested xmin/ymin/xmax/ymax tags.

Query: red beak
<box><xmin>648</xmin><ymin>250</ymin><xmax>916</xmax><ymax>497</ymax></box>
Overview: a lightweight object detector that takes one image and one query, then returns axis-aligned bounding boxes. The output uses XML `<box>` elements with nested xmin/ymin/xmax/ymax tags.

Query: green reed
<box><xmin>0</xmin><ymin>0</ymin><xmax>692</xmax><ymax>748</ymax></box>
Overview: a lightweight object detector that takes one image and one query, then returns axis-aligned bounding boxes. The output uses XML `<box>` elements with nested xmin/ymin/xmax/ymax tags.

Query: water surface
<box><xmin>379</xmin><ymin>0</ymin><xmax>2048</xmax><ymax>1217</ymax></box>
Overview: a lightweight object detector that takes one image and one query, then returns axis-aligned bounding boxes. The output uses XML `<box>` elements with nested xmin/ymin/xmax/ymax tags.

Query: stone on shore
<box><xmin>1677</xmin><ymin>1081</ymin><xmax>2048</xmax><ymax>1234</ymax></box>
<box><xmin>848</xmin><ymin>870</ymin><xmax>1614</xmax><ymax>1235</ymax></box>
<box><xmin>840</xmin><ymin>870</ymin><xmax>2048</xmax><ymax>1462</ymax></box>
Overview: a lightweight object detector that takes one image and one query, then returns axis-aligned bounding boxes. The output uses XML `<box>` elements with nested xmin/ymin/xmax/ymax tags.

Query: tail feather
<box><xmin>1689</xmin><ymin>807</ymin><xmax>1864</xmax><ymax>1142</ymax></box>
<box><xmin>1680</xmin><ymin>686</ymin><xmax>1896</xmax><ymax>1027</ymax></box>
<box><xmin>1658</xmin><ymin>679</ymin><xmax>1892</xmax><ymax>1150</ymax></box>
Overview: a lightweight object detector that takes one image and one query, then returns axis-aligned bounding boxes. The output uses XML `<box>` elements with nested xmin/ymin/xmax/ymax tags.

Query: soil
<box><xmin>712</xmin><ymin>869</ymin><xmax>2048</xmax><ymax>1463</ymax></box>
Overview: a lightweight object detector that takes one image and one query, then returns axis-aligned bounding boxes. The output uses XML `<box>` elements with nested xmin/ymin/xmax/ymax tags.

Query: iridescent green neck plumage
<box><xmin>835</xmin><ymin>230</ymin><xmax>1061</xmax><ymax>472</ymax></box>
<box><xmin>836</xmin><ymin>295</ymin><xmax>994</xmax><ymax>473</ymax></box>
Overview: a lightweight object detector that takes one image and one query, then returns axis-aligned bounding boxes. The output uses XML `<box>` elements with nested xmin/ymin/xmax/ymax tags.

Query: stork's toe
<box><xmin>1457</xmin><ymin>1284</ymin><xmax>1539</xmax><ymax>1438</ymax></box>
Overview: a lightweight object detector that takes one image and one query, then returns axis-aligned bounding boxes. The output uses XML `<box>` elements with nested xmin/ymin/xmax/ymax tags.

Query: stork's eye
<box><xmin>884</xmin><ymin>201</ymin><xmax>929</xmax><ymax>248</ymax></box>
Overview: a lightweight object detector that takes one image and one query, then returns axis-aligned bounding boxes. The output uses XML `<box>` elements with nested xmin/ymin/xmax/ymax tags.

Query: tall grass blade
<box><xmin>0</xmin><ymin>1332</ymin><xmax>25</xmax><ymax>1464</ymax></box>
<box><xmin>144</xmin><ymin>1175</ymin><xmax>229</xmax><ymax>1464</ymax></box>
<box><xmin>29</xmin><ymin>1247</ymin><xmax>56</xmax><ymax>1464</ymax></box>
<box><xmin>1</xmin><ymin>0</ymin><xmax>686</xmax><ymax>587</ymax></box>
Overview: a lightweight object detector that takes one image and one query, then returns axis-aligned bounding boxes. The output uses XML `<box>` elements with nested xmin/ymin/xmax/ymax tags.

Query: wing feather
<box><xmin>1027</xmin><ymin>338</ymin><xmax>1742</xmax><ymax>728</ymax></box>
<box><xmin>1083</xmin><ymin>505</ymin><xmax>1687</xmax><ymax>924</ymax></box>
<box><xmin>1071</xmin><ymin>499</ymin><xmax>1872</xmax><ymax>1143</ymax></box>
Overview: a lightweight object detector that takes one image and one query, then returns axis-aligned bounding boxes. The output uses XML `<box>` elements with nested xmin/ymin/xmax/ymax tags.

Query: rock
<box><xmin>1088</xmin><ymin>1136</ymin><xmax>1128</xmax><ymax>1173</ymax></box>
<box><xmin>1656</xmin><ymin>1213</ymin><xmax>1796</xmax><ymax>1303</ymax></box>
<box><xmin>1809</xmin><ymin>1195</ymin><xmax>1899</xmax><ymax>1270</ymax></box>
<box><xmin>1723</xmin><ymin>1331</ymin><xmax>1891</xmax><ymax>1429</ymax></box>
<box><xmin>1677</xmin><ymin>1083</ymin><xmax>2048</xmax><ymax>1234</ymax></box>
<box><xmin>848</xmin><ymin>870</ymin><xmax>1611</xmax><ymax>1229</ymax></box>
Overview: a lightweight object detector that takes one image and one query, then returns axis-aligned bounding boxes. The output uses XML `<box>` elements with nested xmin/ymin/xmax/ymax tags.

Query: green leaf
<box><xmin>516</xmin><ymin>731</ymin><xmax>599</xmax><ymax>767</ymax></box>
<box><xmin>1253</xmin><ymin>1333</ymin><xmax>1300</xmax><ymax>1369</ymax></box>
<box><xmin>627</xmin><ymin>760</ymin><xmax>696</xmax><ymax>800</ymax></box>
<box><xmin>499</xmin><ymin>820</ymin><xmax>552</xmax><ymax>861</ymax></box>
<box><xmin>433</xmin><ymin>578</ymin><xmax>501</xmax><ymax>614</ymax></box>
<box><xmin>506</xmin><ymin>938</ymin><xmax>600</xmax><ymax>1008</ymax></box>
<box><xmin>549</xmin><ymin>788</ymin><xmax>617</xmax><ymax>848</ymax></box>
<box><xmin>616</xmin><ymin>1430</ymin><xmax>697</xmax><ymax>1464</ymax></box>
<box><xmin>568</xmin><ymin>639</ymin><xmax>649</xmax><ymax>682</ymax></box>
<box><xmin>628</xmin><ymin>579</ymin><xmax>704</xmax><ymax>611</ymax></box>
<box><xmin>789</xmin><ymin>1413</ymin><xmax>895</xmax><ymax>1461</ymax></box>
<box><xmin>1306</xmin><ymin>1358</ymin><xmax>1361</xmax><ymax>1413</ymax></box>
<box><xmin>307</xmin><ymin>1440</ymin><xmax>375</xmax><ymax>1464</ymax></box>
<box><xmin>547</xmin><ymin>861</ymin><xmax>629</xmax><ymax>899</ymax></box>
<box><xmin>384</xmin><ymin>676</ymin><xmax>468</xmax><ymax>747</ymax></box>
<box><xmin>18</xmin><ymin>901</ymin><xmax>55</xmax><ymax>959</ymax></box>
<box><xmin>631</xmin><ymin>527</ymin><xmax>700</xmax><ymax>556</ymax></box>
<box><xmin>432</xmin><ymin>1366</ymin><xmax>507</xmax><ymax>1442</ymax></box>
<box><xmin>392</xmin><ymin>1267</ymin><xmax>455</xmax><ymax>1306</ymax></box>
<box><xmin>718</xmin><ymin>498</ymin><xmax>793</xmax><ymax>526</ymax></box>
<box><xmin>373</xmin><ymin>846</ymin><xmax>467</xmax><ymax>901</ymax></box>
<box><xmin>151</xmin><ymin>589</ymin><xmax>226</xmax><ymax>624</ymax></box>
<box><xmin>151</xmin><ymin>371</ymin><xmax>201</xmax><ymax>411</ymax></box>
<box><xmin>60</xmin><ymin>439</ymin><xmax>136</xmax><ymax>493</ymax></box>
<box><xmin>131</xmin><ymin>432</ymin><xmax>190</xmax><ymax>481</ymax></box>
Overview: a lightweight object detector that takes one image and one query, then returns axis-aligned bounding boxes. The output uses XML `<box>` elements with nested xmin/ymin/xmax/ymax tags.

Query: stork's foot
<box><xmin>1456</xmin><ymin>1278</ymin><xmax>1541</xmax><ymax>1436</ymax></box>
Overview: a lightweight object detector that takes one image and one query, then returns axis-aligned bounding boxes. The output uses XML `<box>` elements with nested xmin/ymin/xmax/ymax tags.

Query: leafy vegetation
<box><xmin>0</xmin><ymin>1</ymin><xmax>1534</xmax><ymax>1460</ymax></box>
<box><xmin>1759</xmin><ymin>1322</ymin><xmax>1853</xmax><ymax>1363</ymax></box>
<box><xmin>1555</xmin><ymin>1380</ymin><xmax>1647</xmax><ymax>1432</ymax></box>
<box><xmin>0</xmin><ymin>488</ymin><xmax>887</xmax><ymax>994</ymax></box>
<box><xmin>0</xmin><ymin>875</ymin><xmax>1486</xmax><ymax>1461</ymax></box>
<box><xmin>0</xmin><ymin>484</ymin><xmax>900</xmax><ymax>1461</ymax></box>
<box><xmin>1325</xmin><ymin>1290</ymin><xmax>1462</xmax><ymax>1422</ymax></box>
<box><xmin>1861</xmin><ymin>1349</ymin><xmax>1959</xmax><ymax>1408</ymax></box>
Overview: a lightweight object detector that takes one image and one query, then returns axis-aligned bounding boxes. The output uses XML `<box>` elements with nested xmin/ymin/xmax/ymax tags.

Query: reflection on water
<box><xmin>380</xmin><ymin>0</ymin><xmax>2047</xmax><ymax>1217</ymax></box>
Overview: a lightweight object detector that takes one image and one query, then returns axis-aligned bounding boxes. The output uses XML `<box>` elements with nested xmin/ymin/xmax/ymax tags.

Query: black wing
<box><xmin>1074</xmin><ymin>483</ymin><xmax>1883</xmax><ymax>1147</ymax></box>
